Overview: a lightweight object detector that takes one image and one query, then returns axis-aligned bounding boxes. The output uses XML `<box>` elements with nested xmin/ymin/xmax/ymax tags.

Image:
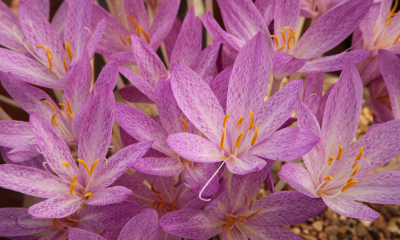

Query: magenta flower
<box><xmin>0</xmin><ymin>0</ymin><xmax>105</xmax><ymax>89</ymax></box>
<box><xmin>0</xmin><ymin>201</ymin><xmax>139</xmax><ymax>239</ymax></box>
<box><xmin>159</xmin><ymin>168</ymin><xmax>326</xmax><ymax>239</ymax></box>
<box><xmin>0</xmin><ymin>86</ymin><xmax>152</xmax><ymax>218</ymax></box>
<box><xmin>90</xmin><ymin>0</ymin><xmax>179</xmax><ymax>65</ymax></box>
<box><xmin>0</xmin><ymin>59</ymin><xmax>119</xmax><ymax>162</ymax></box>
<box><xmin>118</xmin><ymin>7</ymin><xmax>221</xmax><ymax>104</ymax></box>
<box><xmin>279</xmin><ymin>61</ymin><xmax>400</xmax><ymax>220</ymax></box>
<box><xmin>204</xmin><ymin>0</ymin><xmax>371</xmax><ymax>94</ymax></box>
<box><xmin>166</xmin><ymin>33</ymin><xmax>319</xmax><ymax>179</ymax></box>
<box><xmin>299</xmin><ymin>0</ymin><xmax>346</xmax><ymax>18</ymax></box>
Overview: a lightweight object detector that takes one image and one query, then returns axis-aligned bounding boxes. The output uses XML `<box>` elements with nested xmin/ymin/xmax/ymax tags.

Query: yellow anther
<box><xmin>277</xmin><ymin>30</ymin><xmax>286</xmax><ymax>43</ymax></box>
<box><xmin>352</xmin><ymin>162</ymin><xmax>358</xmax><ymax>169</ymax></box>
<box><xmin>341</xmin><ymin>181</ymin><xmax>358</xmax><ymax>193</ymax></box>
<box><xmin>278</xmin><ymin>46</ymin><xmax>285</xmax><ymax>51</ymax></box>
<box><xmin>328</xmin><ymin>156</ymin><xmax>334</xmax><ymax>165</ymax></box>
<box><xmin>160</xmin><ymin>75</ymin><xmax>165</xmax><ymax>77</ymax></box>
<box><xmin>151</xmin><ymin>182</ymin><xmax>161</xmax><ymax>194</ymax></box>
<box><xmin>150</xmin><ymin>201</ymin><xmax>158</xmax><ymax>209</ymax></box>
<box><xmin>157</xmin><ymin>194</ymin><xmax>163</xmax><ymax>200</ymax></box>
<box><xmin>251</xmin><ymin>124</ymin><xmax>258</xmax><ymax>146</ymax></box>
<box><xmin>90</xmin><ymin>159</ymin><xmax>99</xmax><ymax>176</ymax></box>
<box><xmin>287</xmin><ymin>30</ymin><xmax>298</xmax><ymax>50</ymax></box>
<box><xmin>245</xmin><ymin>209</ymin><xmax>262</xmax><ymax>221</ymax></box>
<box><xmin>65</xmin><ymin>42</ymin><xmax>72</xmax><ymax>61</ymax></box>
<box><xmin>385</xmin><ymin>0</ymin><xmax>399</xmax><ymax>26</ymax></box>
<box><xmin>220</xmin><ymin>129</ymin><xmax>226</xmax><ymax>150</ymax></box>
<box><xmin>236</xmin><ymin>117</ymin><xmax>244</xmax><ymax>130</ymax></box>
<box><xmin>41</xmin><ymin>99</ymin><xmax>57</xmax><ymax>112</ymax></box>
<box><xmin>349</xmin><ymin>165</ymin><xmax>359</xmax><ymax>178</ymax></box>
<box><xmin>270</xmin><ymin>35</ymin><xmax>279</xmax><ymax>47</ymax></box>
<box><xmin>336</xmin><ymin>146</ymin><xmax>343</xmax><ymax>161</ymax></box>
<box><xmin>170</xmin><ymin>199</ymin><xmax>177</xmax><ymax>210</ymax></box>
<box><xmin>223</xmin><ymin>114</ymin><xmax>230</xmax><ymax>129</ymax></box>
<box><xmin>77</xmin><ymin>159</ymin><xmax>90</xmax><ymax>174</ymax></box>
<box><xmin>242</xmin><ymin>193</ymin><xmax>248</xmax><ymax>206</ymax></box>
<box><xmin>248</xmin><ymin>198</ymin><xmax>254</xmax><ymax>211</ymax></box>
<box><xmin>137</xmin><ymin>25</ymin><xmax>150</xmax><ymax>44</ymax></box>
<box><xmin>347</xmin><ymin>178</ymin><xmax>354</xmax><ymax>184</ymax></box>
<box><xmin>37</xmin><ymin>45</ymin><xmax>54</xmax><ymax>74</ymax></box>
<box><xmin>236</xmin><ymin>131</ymin><xmax>245</xmax><ymax>149</ymax></box>
<box><xmin>125</xmin><ymin>35</ymin><xmax>132</xmax><ymax>45</ymax></box>
<box><xmin>59</xmin><ymin>102</ymin><xmax>74</xmax><ymax>121</ymax></box>
<box><xmin>248</xmin><ymin>110</ymin><xmax>254</xmax><ymax>130</ymax></box>
<box><xmin>179</xmin><ymin>117</ymin><xmax>188</xmax><ymax>132</ymax></box>
<box><xmin>84</xmin><ymin>192</ymin><xmax>93</xmax><ymax>198</ymax></box>
<box><xmin>70</xmin><ymin>175</ymin><xmax>77</xmax><ymax>185</ymax></box>
<box><xmin>126</xmin><ymin>14</ymin><xmax>137</xmax><ymax>29</ymax></box>
<box><xmin>394</xmin><ymin>34</ymin><xmax>400</xmax><ymax>44</ymax></box>
<box><xmin>201</xmin><ymin>132</ymin><xmax>204</xmax><ymax>138</ymax></box>
<box><xmin>284</xmin><ymin>26</ymin><xmax>293</xmax><ymax>32</ymax></box>
<box><xmin>63</xmin><ymin>58</ymin><xmax>68</xmax><ymax>72</ymax></box>
<box><xmin>119</xmin><ymin>35</ymin><xmax>127</xmax><ymax>46</ymax></box>
<box><xmin>51</xmin><ymin>113</ymin><xmax>59</xmax><ymax>127</ymax></box>
<box><xmin>61</xmin><ymin>162</ymin><xmax>70</xmax><ymax>169</ymax></box>
<box><xmin>70</xmin><ymin>175</ymin><xmax>77</xmax><ymax>195</ymax></box>
<box><xmin>354</xmin><ymin>147</ymin><xmax>363</xmax><ymax>162</ymax></box>
<box><xmin>324</xmin><ymin>176</ymin><xmax>333</xmax><ymax>181</ymax></box>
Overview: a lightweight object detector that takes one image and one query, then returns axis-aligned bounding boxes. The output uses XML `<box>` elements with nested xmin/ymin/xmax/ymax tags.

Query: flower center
<box><xmin>36</xmin><ymin>42</ymin><xmax>72</xmax><ymax>74</ymax></box>
<box><xmin>41</xmin><ymin>98</ymin><xmax>74</xmax><ymax>126</ymax></box>
<box><xmin>119</xmin><ymin>13</ymin><xmax>150</xmax><ymax>46</ymax></box>
<box><xmin>269</xmin><ymin>26</ymin><xmax>298</xmax><ymax>51</ymax></box>
<box><xmin>150</xmin><ymin>182</ymin><xmax>178</xmax><ymax>212</ymax></box>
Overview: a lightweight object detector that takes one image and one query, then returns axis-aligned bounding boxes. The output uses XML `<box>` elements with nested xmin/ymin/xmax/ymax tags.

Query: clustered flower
<box><xmin>0</xmin><ymin>0</ymin><xmax>400</xmax><ymax>239</ymax></box>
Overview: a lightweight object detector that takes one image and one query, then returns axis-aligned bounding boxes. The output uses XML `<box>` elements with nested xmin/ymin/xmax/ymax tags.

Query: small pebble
<box><xmin>312</xmin><ymin>221</ymin><xmax>323</xmax><ymax>232</ymax></box>
<box><xmin>387</xmin><ymin>222</ymin><xmax>399</xmax><ymax>233</ymax></box>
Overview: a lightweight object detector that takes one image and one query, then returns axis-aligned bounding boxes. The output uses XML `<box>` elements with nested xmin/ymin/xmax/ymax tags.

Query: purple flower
<box><xmin>166</xmin><ymin>33</ymin><xmax>319</xmax><ymax>181</ymax></box>
<box><xmin>0</xmin><ymin>59</ymin><xmax>119</xmax><ymax>162</ymax></box>
<box><xmin>204</xmin><ymin>0</ymin><xmax>371</xmax><ymax>94</ymax></box>
<box><xmin>279</xmin><ymin>61</ymin><xmax>400</xmax><ymax>220</ymax></box>
<box><xmin>0</xmin><ymin>0</ymin><xmax>105</xmax><ymax>89</ymax></box>
<box><xmin>90</xmin><ymin>0</ymin><xmax>179</xmax><ymax>65</ymax></box>
<box><xmin>353</xmin><ymin>0</ymin><xmax>400</xmax><ymax>84</ymax></box>
<box><xmin>299</xmin><ymin>0</ymin><xmax>346</xmax><ymax>18</ymax></box>
<box><xmin>159</xmin><ymin>168</ymin><xmax>326</xmax><ymax>240</ymax></box>
<box><xmin>0</xmin><ymin>201</ymin><xmax>139</xmax><ymax>239</ymax></box>
<box><xmin>118</xmin><ymin>7</ymin><xmax>221</xmax><ymax>104</ymax></box>
<box><xmin>0</xmin><ymin>86</ymin><xmax>152</xmax><ymax>218</ymax></box>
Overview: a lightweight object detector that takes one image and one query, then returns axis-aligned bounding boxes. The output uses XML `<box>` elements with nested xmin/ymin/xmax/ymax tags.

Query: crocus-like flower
<box><xmin>0</xmin><ymin>59</ymin><xmax>119</xmax><ymax>162</ymax></box>
<box><xmin>90</xmin><ymin>0</ymin><xmax>179</xmax><ymax>65</ymax></box>
<box><xmin>0</xmin><ymin>201</ymin><xmax>139</xmax><ymax>239</ymax></box>
<box><xmin>167</xmin><ymin>33</ymin><xmax>319</xmax><ymax>180</ymax></box>
<box><xmin>118</xmin><ymin>7</ymin><xmax>221</xmax><ymax>104</ymax></box>
<box><xmin>0</xmin><ymin>0</ymin><xmax>105</xmax><ymax>89</ymax></box>
<box><xmin>159</xmin><ymin>168</ymin><xmax>326</xmax><ymax>240</ymax></box>
<box><xmin>204</xmin><ymin>0</ymin><xmax>371</xmax><ymax>94</ymax></box>
<box><xmin>0</xmin><ymin>86</ymin><xmax>153</xmax><ymax>218</ymax></box>
<box><xmin>299</xmin><ymin>0</ymin><xmax>346</xmax><ymax>18</ymax></box>
<box><xmin>353</xmin><ymin>0</ymin><xmax>400</xmax><ymax>84</ymax></box>
<box><xmin>279</xmin><ymin>61</ymin><xmax>400</xmax><ymax>220</ymax></box>
<box><xmin>114</xmin><ymin>172</ymin><xmax>204</xmax><ymax>239</ymax></box>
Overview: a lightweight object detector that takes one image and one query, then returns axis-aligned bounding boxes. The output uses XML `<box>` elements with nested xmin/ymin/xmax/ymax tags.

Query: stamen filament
<box><xmin>236</xmin><ymin>131</ymin><xmax>245</xmax><ymax>149</ymax></box>
<box><xmin>150</xmin><ymin>201</ymin><xmax>158</xmax><ymax>209</ymax></box>
<box><xmin>90</xmin><ymin>159</ymin><xmax>99</xmax><ymax>176</ymax></box>
<box><xmin>77</xmin><ymin>159</ymin><xmax>90</xmax><ymax>174</ymax></box>
<box><xmin>278</xmin><ymin>46</ymin><xmax>285</xmax><ymax>51</ymax></box>
<box><xmin>63</xmin><ymin>58</ymin><xmax>68</xmax><ymax>72</ymax></box>
<box><xmin>277</xmin><ymin>30</ymin><xmax>286</xmax><ymax>43</ymax></box>
<box><xmin>284</xmin><ymin>26</ymin><xmax>293</xmax><ymax>32</ymax></box>
<box><xmin>126</xmin><ymin>14</ymin><xmax>137</xmax><ymax>29</ymax></box>
<box><xmin>270</xmin><ymin>35</ymin><xmax>279</xmax><ymax>47</ymax></box>
<box><xmin>84</xmin><ymin>192</ymin><xmax>93</xmax><ymax>198</ymax></box>
<box><xmin>61</xmin><ymin>162</ymin><xmax>70</xmax><ymax>169</ymax></box>
<box><xmin>37</xmin><ymin>45</ymin><xmax>54</xmax><ymax>74</ymax></box>
<box><xmin>41</xmin><ymin>99</ymin><xmax>57</xmax><ymax>112</ymax></box>
<box><xmin>119</xmin><ymin>35</ymin><xmax>127</xmax><ymax>46</ymax></box>
<box><xmin>236</xmin><ymin>117</ymin><xmax>244</xmax><ymax>130</ymax></box>
<box><xmin>354</xmin><ymin>147</ymin><xmax>364</xmax><ymax>162</ymax></box>
<box><xmin>245</xmin><ymin>209</ymin><xmax>262</xmax><ymax>220</ymax></box>
<box><xmin>336</xmin><ymin>146</ymin><xmax>343</xmax><ymax>161</ymax></box>
<box><xmin>242</xmin><ymin>193</ymin><xmax>248</xmax><ymax>206</ymax></box>
<box><xmin>248</xmin><ymin>198</ymin><xmax>254</xmax><ymax>211</ymax></box>
<box><xmin>65</xmin><ymin>42</ymin><xmax>72</xmax><ymax>61</ymax></box>
<box><xmin>349</xmin><ymin>165</ymin><xmax>359</xmax><ymax>177</ymax></box>
<box><xmin>248</xmin><ymin>110</ymin><xmax>254</xmax><ymax>130</ymax></box>
<box><xmin>251</xmin><ymin>125</ymin><xmax>258</xmax><ymax>146</ymax></box>
<box><xmin>223</xmin><ymin>114</ymin><xmax>230</xmax><ymax>129</ymax></box>
<box><xmin>179</xmin><ymin>117</ymin><xmax>188</xmax><ymax>132</ymax></box>
<box><xmin>137</xmin><ymin>25</ymin><xmax>150</xmax><ymax>44</ymax></box>
<box><xmin>151</xmin><ymin>182</ymin><xmax>161</xmax><ymax>194</ymax></box>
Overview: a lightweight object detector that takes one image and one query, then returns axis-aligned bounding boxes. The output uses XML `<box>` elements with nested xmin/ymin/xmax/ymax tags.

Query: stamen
<box><xmin>347</xmin><ymin>178</ymin><xmax>354</xmax><ymax>184</ymax></box>
<box><xmin>324</xmin><ymin>176</ymin><xmax>333</xmax><ymax>181</ymax></box>
<box><xmin>220</xmin><ymin>129</ymin><xmax>226</xmax><ymax>150</ymax></box>
<box><xmin>70</xmin><ymin>175</ymin><xmax>77</xmax><ymax>195</ymax></box>
<box><xmin>223</xmin><ymin>114</ymin><xmax>230</xmax><ymax>128</ymax></box>
<box><xmin>385</xmin><ymin>0</ymin><xmax>399</xmax><ymax>26</ymax></box>
<box><xmin>157</xmin><ymin>194</ymin><xmax>163</xmax><ymax>200</ymax></box>
<box><xmin>59</xmin><ymin>103</ymin><xmax>74</xmax><ymax>121</ymax></box>
<box><xmin>328</xmin><ymin>156</ymin><xmax>334</xmax><ymax>165</ymax></box>
<box><xmin>248</xmin><ymin>110</ymin><xmax>254</xmax><ymax>130</ymax></box>
<box><xmin>251</xmin><ymin>125</ymin><xmax>258</xmax><ymax>146</ymax></box>
<box><xmin>245</xmin><ymin>209</ymin><xmax>262</xmax><ymax>221</ymax></box>
<box><xmin>61</xmin><ymin>162</ymin><xmax>70</xmax><ymax>169</ymax></box>
<box><xmin>270</xmin><ymin>35</ymin><xmax>279</xmax><ymax>47</ymax></box>
<box><xmin>341</xmin><ymin>181</ymin><xmax>358</xmax><ymax>193</ymax></box>
<box><xmin>41</xmin><ymin>99</ymin><xmax>57</xmax><ymax>112</ymax></box>
<box><xmin>70</xmin><ymin>175</ymin><xmax>77</xmax><ymax>186</ymax></box>
<box><xmin>119</xmin><ymin>35</ymin><xmax>127</xmax><ymax>46</ymax></box>
<box><xmin>137</xmin><ymin>25</ymin><xmax>150</xmax><ymax>44</ymax></box>
<box><xmin>150</xmin><ymin>201</ymin><xmax>158</xmax><ymax>209</ymax></box>
<box><xmin>125</xmin><ymin>35</ymin><xmax>132</xmax><ymax>45</ymax></box>
<box><xmin>349</xmin><ymin>165</ymin><xmax>359</xmax><ymax>178</ymax></box>
<box><xmin>336</xmin><ymin>146</ymin><xmax>343</xmax><ymax>161</ymax></box>
<box><xmin>179</xmin><ymin>117</ymin><xmax>188</xmax><ymax>132</ymax></box>
<box><xmin>278</xmin><ymin>46</ymin><xmax>285</xmax><ymax>51</ymax></box>
<box><xmin>156</xmin><ymin>202</ymin><xmax>165</xmax><ymax>208</ymax></box>
<box><xmin>160</xmin><ymin>75</ymin><xmax>165</xmax><ymax>77</ymax></box>
<box><xmin>126</xmin><ymin>14</ymin><xmax>137</xmax><ymax>29</ymax></box>
<box><xmin>63</xmin><ymin>58</ymin><xmax>68</xmax><ymax>72</ymax></box>
<box><xmin>201</xmin><ymin>132</ymin><xmax>204</xmax><ymax>138</ymax></box>
<box><xmin>394</xmin><ymin>34</ymin><xmax>400</xmax><ymax>44</ymax></box>
<box><xmin>84</xmin><ymin>192</ymin><xmax>93</xmax><ymax>198</ymax></box>
<box><xmin>171</xmin><ymin>199</ymin><xmax>177</xmax><ymax>210</ymax></box>
<box><xmin>354</xmin><ymin>147</ymin><xmax>363</xmax><ymax>162</ymax></box>
<box><xmin>248</xmin><ymin>198</ymin><xmax>254</xmax><ymax>211</ymax></box>
<box><xmin>65</xmin><ymin>42</ymin><xmax>72</xmax><ymax>61</ymax></box>
<box><xmin>151</xmin><ymin>182</ymin><xmax>161</xmax><ymax>194</ymax></box>
<box><xmin>236</xmin><ymin>117</ymin><xmax>244</xmax><ymax>130</ymax></box>
<box><xmin>37</xmin><ymin>45</ymin><xmax>54</xmax><ymax>74</ymax></box>
<box><xmin>277</xmin><ymin>30</ymin><xmax>286</xmax><ymax>43</ymax></box>
<box><xmin>242</xmin><ymin>193</ymin><xmax>248</xmax><ymax>206</ymax></box>
<box><xmin>51</xmin><ymin>113</ymin><xmax>59</xmax><ymax>127</ymax></box>
<box><xmin>352</xmin><ymin>162</ymin><xmax>358</xmax><ymax>169</ymax></box>
<box><xmin>284</xmin><ymin>26</ymin><xmax>293</xmax><ymax>32</ymax></box>
<box><xmin>90</xmin><ymin>159</ymin><xmax>99</xmax><ymax>176</ymax></box>
<box><xmin>77</xmin><ymin>159</ymin><xmax>90</xmax><ymax>174</ymax></box>
<box><xmin>236</xmin><ymin>131</ymin><xmax>245</xmax><ymax>149</ymax></box>
<box><xmin>287</xmin><ymin>30</ymin><xmax>298</xmax><ymax>50</ymax></box>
